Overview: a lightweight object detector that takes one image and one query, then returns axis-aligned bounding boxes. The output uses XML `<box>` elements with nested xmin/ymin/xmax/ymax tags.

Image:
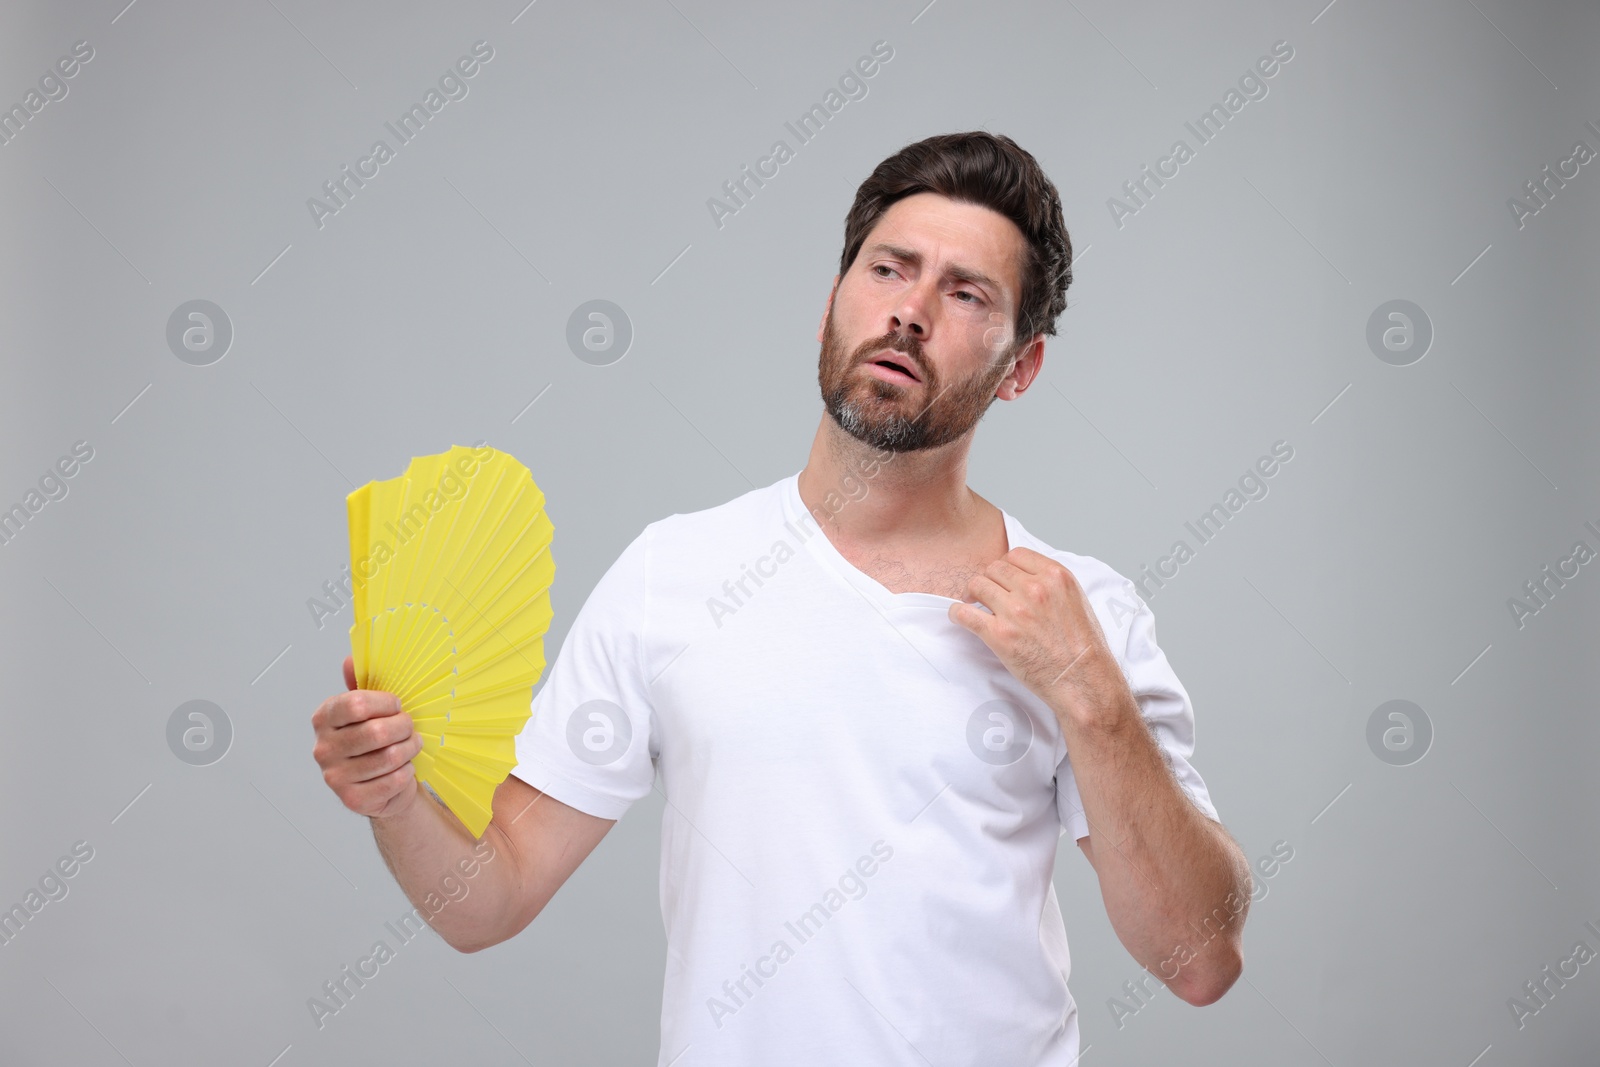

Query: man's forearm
<box><xmin>370</xmin><ymin>782</ymin><xmax>520</xmax><ymax>953</ymax></box>
<box><xmin>1050</xmin><ymin>657</ymin><xmax>1250</xmax><ymax>1005</ymax></box>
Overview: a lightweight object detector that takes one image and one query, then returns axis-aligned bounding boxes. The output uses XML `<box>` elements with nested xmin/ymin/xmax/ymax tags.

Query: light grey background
<box><xmin>2</xmin><ymin>0</ymin><xmax>1596</xmax><ymax>1063</ymax></box>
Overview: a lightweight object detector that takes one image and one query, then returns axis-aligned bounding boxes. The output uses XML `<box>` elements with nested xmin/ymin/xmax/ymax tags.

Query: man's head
<box><xmin>817</xmin><ymin>131</ymin><xmax>1072</xmax><ymax>453</ymax></box>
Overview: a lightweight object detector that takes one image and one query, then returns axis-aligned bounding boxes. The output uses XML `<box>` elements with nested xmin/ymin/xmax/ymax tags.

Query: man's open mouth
<box><xmin>867</xmin><ymin>351</ymin><xmax>920</xmax><ymax>382</ymax></box>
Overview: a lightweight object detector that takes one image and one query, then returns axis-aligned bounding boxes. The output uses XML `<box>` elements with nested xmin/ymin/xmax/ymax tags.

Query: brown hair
<box><xmin>838</xmin><ymin>131</ymin><xmax>1073</xmax><ymax>343</ymax></box>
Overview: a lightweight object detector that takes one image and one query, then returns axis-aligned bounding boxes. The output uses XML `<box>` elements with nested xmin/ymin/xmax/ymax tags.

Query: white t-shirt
<box><xmin>511</xmin><ymin>471</ymin><xmax>1219</xmax><ymax>1065</ymax></box>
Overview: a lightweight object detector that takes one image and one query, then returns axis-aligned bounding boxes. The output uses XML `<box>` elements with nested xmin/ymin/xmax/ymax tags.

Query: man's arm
<box><xmin>314</xmin><ymin>654</ymin><xmax>616</xmax><ymax>953</ymax></box>
<box><xmin>369</xmin><ymin>772</ymin><xmax>616</xmax><ymax>953</ymax></box>
<box><xmin>1063</xmin><ymin>684</ymin><xmax>1250</xmax><ymax>1006</ymax></box>
<box><xmin>949</xmin><ymin>546</ymin><xmax>1250</xmax><ymax>1006</ymax></box>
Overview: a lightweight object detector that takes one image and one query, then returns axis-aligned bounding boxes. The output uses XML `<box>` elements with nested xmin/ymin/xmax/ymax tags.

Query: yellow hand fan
<box><xmin>345</xmin><ymin>444</ymin><xmax>554</xmax><ymax>838</ymax></box>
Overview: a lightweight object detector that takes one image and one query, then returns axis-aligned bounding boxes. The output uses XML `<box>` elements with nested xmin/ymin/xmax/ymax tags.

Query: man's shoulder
<box><xmin>1006</xmin><ymin>521</ymin><xmax>1158</xmax><ymax>665</ymax></box>
<box><xmin>618</xmin><ymin>475</ymin><xmax>792</xmax><ymax>596</ymax></box>
<box><xmin>570</xmin><ymin>478</ymin><xmax>790</xmax><ymax>624</ymax></box>
<box><xmin>1005</xmin><ymin>513</ymin><xmax>1137</xmax><ymax>602</ymax></box>
<box><xmin>641</xmin><ymin>475</ymin><xmax>789</xmax><ymax>545</ymax></box>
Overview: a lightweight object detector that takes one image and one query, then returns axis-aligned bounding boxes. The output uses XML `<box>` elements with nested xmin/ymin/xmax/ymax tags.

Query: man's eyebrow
<box><xmin>865</xmin><ymin>241</ymin><xmax>1003</xmax><ymax>295</ymax></box>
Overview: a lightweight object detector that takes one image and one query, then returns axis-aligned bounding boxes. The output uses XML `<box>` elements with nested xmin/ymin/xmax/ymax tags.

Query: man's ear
<box><xmin>994</xmin><ymin>335</ymin><xmax>1046</xmax><ymax>401</ymax></box>
<box><xmin>816</xmin><ymin>275</ymin><xmax>840</xmax><ymax>344</ymax></box>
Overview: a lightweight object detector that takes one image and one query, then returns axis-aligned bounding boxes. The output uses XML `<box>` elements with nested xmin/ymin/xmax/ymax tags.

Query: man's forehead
<box><xmin>865</xmin><ymin>194</ymin><xmax>1024</xmax><ymax>298</ymax></box>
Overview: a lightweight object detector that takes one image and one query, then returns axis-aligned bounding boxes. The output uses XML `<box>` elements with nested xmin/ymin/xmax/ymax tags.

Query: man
<box><xmin>312</xmin><ymin>131</ymin><xmax>1251</xmax><ymax>1064</ymax></box>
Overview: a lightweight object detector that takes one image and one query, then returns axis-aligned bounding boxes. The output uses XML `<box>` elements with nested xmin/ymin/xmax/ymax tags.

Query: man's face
<box><xmin>817</xmin><ymin>191</ymin><xmax>1031</xmax><ymax>453</ymax></box>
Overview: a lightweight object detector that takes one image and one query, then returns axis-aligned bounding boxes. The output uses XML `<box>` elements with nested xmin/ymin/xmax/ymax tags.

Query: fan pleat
<box><xmin>347</xmin><ymin>446</ymin><xmax>553</xmax><ymax>838</ymax></box>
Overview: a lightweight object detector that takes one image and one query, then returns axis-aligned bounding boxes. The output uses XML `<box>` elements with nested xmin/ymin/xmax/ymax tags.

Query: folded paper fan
<box><xmin>346</xmin><ymin>445</ymin><xmax>554</xmax><ymax>838</ymax></box>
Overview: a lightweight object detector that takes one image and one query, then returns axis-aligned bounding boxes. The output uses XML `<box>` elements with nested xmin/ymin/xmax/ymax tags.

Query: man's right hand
<box><xmin>311</xmin><ymin>655</ymin><xmax>427</xmax><ymax>821</ymax></box>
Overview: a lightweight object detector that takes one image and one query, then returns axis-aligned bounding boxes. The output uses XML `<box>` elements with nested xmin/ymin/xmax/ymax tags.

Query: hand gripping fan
<box><xmin>346</xmin><ymin>445</ymin><xmax>554</xmax><ymax>837</ymax></box>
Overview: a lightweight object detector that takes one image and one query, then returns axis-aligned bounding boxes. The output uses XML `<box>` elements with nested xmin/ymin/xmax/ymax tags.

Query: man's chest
<box><xmin>833</xmin><ymin>532</ymin><xmax>1008</xmax><ymax>600</ymax></box>
<box><xmin>652</xmin><ymin>591</ymin><xmax>1067</xmax><ymax>815</ymax></box>
<box><xmin>849</xmin><ymin>554</ymin><xmax>989</xmax><ymax>600</ymax></box>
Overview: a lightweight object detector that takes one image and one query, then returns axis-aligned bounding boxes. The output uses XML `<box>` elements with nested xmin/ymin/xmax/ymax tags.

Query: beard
<box><xmin>817</xmin><ymin>305</ymin><xmax>1014</xmax><ymax>453</ymax></box>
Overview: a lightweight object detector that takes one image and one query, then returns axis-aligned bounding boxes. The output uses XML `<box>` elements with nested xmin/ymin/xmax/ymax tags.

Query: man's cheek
<box><xmin>981</xmin><ymin>313</ymin><xmax>1013</xmax><ymax>357</ymax></box>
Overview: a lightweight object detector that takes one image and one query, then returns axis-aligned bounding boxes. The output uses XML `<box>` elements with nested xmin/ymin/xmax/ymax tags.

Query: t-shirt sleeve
<box><xmin>1056</xmin><ymin>579</ymin><xmax>1220</xmax><ymax>842</ymax></box>
<box><xmin>509</xmin><ymin>524</ymin><xmax>658</xmax><ymax>821</ymax></box>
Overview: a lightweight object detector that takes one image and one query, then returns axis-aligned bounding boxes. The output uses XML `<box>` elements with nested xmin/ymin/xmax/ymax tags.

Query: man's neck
<box><xmin>796</xmin><ymin>415</ymin><xmax>989</xmax><ymax>550</ymax></box>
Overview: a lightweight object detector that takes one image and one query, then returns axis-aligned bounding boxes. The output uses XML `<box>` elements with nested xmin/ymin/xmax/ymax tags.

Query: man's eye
<box><xmin>955</xmin><ymin>290</ymin><xmax>981</xmax><ymax>303</ymax></box>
